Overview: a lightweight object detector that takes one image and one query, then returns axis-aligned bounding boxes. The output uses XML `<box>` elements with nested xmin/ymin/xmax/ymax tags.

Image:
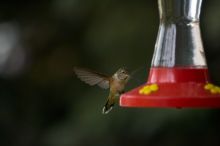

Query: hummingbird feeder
<box><xmin>120</xmin><ymin>0</ymin><xmax>220</xmax><ymax>108</ymax></box>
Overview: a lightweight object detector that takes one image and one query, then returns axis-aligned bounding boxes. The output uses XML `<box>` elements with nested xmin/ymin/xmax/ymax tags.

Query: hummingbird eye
<box><xmin>121</xmin><ymin>70</ymin><xmax>125</xmax><ymax>74</ymax></box>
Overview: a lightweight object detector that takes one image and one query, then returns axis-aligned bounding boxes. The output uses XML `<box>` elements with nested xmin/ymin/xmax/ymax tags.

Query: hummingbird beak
<box><xmin>125</xmin><ymin>74</ymin><xmax>129</xmax><ymax>80</ymax></box>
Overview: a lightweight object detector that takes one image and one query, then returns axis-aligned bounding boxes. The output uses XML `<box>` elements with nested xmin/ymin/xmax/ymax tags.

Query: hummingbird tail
<box><xmin>102</xmin><ymin>99</ymin><xmax>114</xmax><ymax>114</ymax></box>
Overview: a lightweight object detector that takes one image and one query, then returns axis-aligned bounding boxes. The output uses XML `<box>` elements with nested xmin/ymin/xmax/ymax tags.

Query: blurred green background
<box><xmin>1</xmin><ymin>0</ymin><xmax>220</xmax><ymax>146</ymax></box>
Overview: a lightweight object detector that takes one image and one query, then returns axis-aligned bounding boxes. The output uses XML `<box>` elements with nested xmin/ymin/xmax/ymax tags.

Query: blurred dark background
<box><xmin>1</xmin><ymin>0</ymin><xmax>220</xmax><ymax>146</ymax></box>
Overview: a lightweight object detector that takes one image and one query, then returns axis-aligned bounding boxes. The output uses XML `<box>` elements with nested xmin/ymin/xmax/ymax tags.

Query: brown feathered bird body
<box><xmin>74</xmin><ymin>67</ymin><xmax>130</xmax><ymax>114</ymax></box>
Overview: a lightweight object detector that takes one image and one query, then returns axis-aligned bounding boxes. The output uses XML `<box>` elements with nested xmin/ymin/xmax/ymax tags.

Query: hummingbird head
<box><xmin>113</xmin><ymin>68</ymin><xmax>130</xmax><ymax>81</ymax></box>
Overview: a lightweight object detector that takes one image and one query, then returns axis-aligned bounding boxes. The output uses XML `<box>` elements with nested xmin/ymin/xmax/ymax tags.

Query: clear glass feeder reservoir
<box><xmin>120</xmin><ymin>0</ymin><xmax>220</xmax><ymax>108</ymax></box>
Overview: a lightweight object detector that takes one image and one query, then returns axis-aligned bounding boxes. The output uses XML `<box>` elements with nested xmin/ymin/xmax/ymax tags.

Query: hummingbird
<box><xmin>73</xmin><ymin>67</ymin><xmax>130</xmax><ymax>114</ymax></box>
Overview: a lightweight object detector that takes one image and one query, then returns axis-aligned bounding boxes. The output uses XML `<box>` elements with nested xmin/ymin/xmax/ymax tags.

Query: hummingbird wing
<box><xmin>73</xmin><ymin>67</ymin><xmax>110</xmax><ymax>89</ymax></box>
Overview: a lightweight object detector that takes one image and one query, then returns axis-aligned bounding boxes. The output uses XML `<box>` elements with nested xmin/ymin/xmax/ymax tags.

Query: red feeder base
<box><xmin>120</xmin><ymin>67</ymin><xmax>220</xmax><ymax>108</ymax></box>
